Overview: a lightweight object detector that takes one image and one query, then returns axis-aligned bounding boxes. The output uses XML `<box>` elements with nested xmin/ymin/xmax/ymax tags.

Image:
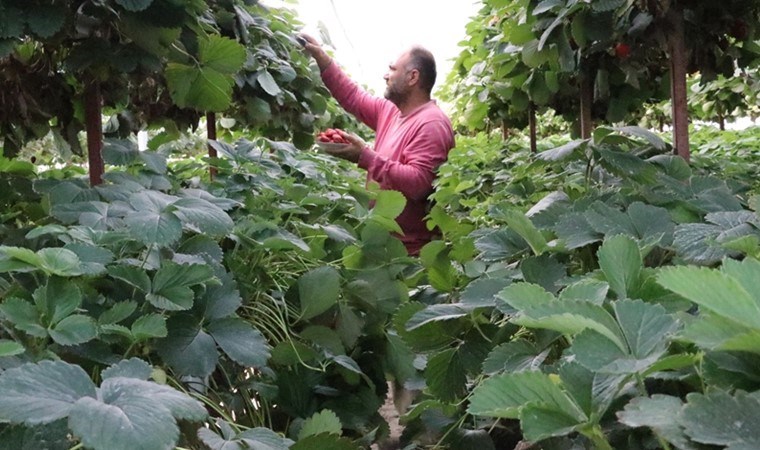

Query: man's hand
<box><xmin>323</xmin><ymin>130</ymin><xmax>367</xmax><ymax>164</ymax></box>
<box><xmin>297</xmin><ymin>33</ymin><xmax>332</xmax><ymax>71</ymax></box>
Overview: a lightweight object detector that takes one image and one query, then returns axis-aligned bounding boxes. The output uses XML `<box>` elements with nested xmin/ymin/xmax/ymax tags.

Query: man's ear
<box><xmin>407</xmin><ymin>68</ymin><xmax>420</xmax><ymax>87</ymax></box>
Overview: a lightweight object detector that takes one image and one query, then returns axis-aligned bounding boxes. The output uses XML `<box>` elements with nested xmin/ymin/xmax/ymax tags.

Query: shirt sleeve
<box><xmin>321</xmin><ymin>61</ymin><xmax>387</xmax><ymax>130</ymax></box>
<box><xmin>358</xmin><ymin>120</ymin><xmax>452</xmax><ymax>201</ymax></box>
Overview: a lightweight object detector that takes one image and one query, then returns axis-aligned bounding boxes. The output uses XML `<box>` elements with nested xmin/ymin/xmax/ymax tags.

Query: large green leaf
<box><xmin>618</xmin><ymin>395</ymin><xmax>693</xmax><ymax>450</ymax></box>
<box><xmin>468</xmin><ymin>371</ymin><xmax>585</xmax><ymax>422</ymax></box>
<box><xmin>131</xmin><ymin>314</ymin><xmax>168</xmax><ymax>341</ymax></box>
<box><xmin>148</xmin><ymin>262</ymin><xmax>215</xmax><ymax>311</ymax></box>
<box><xmin>680</xmin><ymin>314</ymin><xmax>760</xmax><ymax>354</ymax></box>
<box><xmin>597</xmin><ymin>235</ymin><xmax>641</xmax><ymax>299</ymax></box>
<box><xmin>156</xmin><ymin>315</ymin><xmax>219</xmax><ymax>377</ymax></box>
<box><xmin>371</xmin><ymin>190</ymin><xmax>406</xmax><ymax>220</ymax></box>
<box><xmin>199</xmin><ymin>35</ymin><xmax>245</xmax><ymax>73</ymax></box>
<box><xmin>426</xmin><ymin>348</ymin><xmax>467</xmax><ymax>402</ymax></box>
<box><xmin>125</xmin><ymin>208</ymin><xmax>182</xmax><ymax>247</ymax></box>
<box><xmin>208</xmin><ymin>318</ymin><xmax>270</xmax><ymax>368</ymax></box>
<box><xmin>520</xmin><ymin>404</ymin><xmax>581</xmax><ymax>442</ymax></box>
<box><xmin>0</xmin><ymin>297</ymin><xmax>45</xmax><ymax>337</ymax></box>
<box><xmin>171</xmin><ymin>197</ymin><xmax>233</xmax><ymax>237</ymax></box>
<box><xmin>166</xmin><ymin>64</ymin><xmax>235</xmax><ymax>112</ymax></box>
<box><xmin>570</xmin><ymin>300</ymin><xmax>676</xmax><ymax>374</ymax></box>
<box><xmin>290</xmin><ymin>433</ymin><xmax>360</xmax><ymax>450</ymax></box>
<box><xmin>657</xmin><ymin>265</ymin><xmax>760</xmax><ymax>330</ymax></box>
<box><xmin>49</xmin><ymin>315</ymin><xmax>98</xmax><ymax>346</ymax></box>
<box><xmin>115</xmin><ymin>0</ymin><xmax>153</xmax><ymax>12</ymax></box>
<box><xmin>0</xmin><ymin>339</ymin><xmax>24</xmax><ymax>357</ymax></box>
<box><xmin>419</xmin><ymin>241</ymin><xmax>457</xmax><ymax>292</ymax></box>
<box><xmin>256</xmin><ymin>70</ymin><xmax>282</xmax><ymax>96</ymax></box>
<box><xmin>196</xmin><ymin>271</ymin><xmax>242</xmax><ymax>320</ymax></box>
<box><xmin>679</xmin><ymin>390</ymin><xmax>760</xmax><ymax>449</ymax></box>
<box><xmin>0</xmin><ymin>360</ymin><xmax>96</xmax><ymax>425</ymax></box>
<box><xmin>298</xmin><ymin>266</ymin><xmax>341</xmax><ymax>320</ymax></box>
<box><xmin>298</xmin><ymin>409</ymin><xmax>342</xmax><ymax>440</ymax></box>
<box><xmin>26</xmin><ymin>4</ymin><xmax>67</xmax><ymax>38</ymax></box>
<box><xmin>499</xmin><ymin>208</ymin><xmax>548</xmax><ymax>255</ymax></box>
<box><xmin>69</xmin><ymin>377</ymin><xmax>205</xmax><ymax>450</ymax></box>
<box><xmin>512</xmin><ymin>299</ymin><xmax>626</xmax><ymax>351</ymax></box>
<box><xmin>496</xmin><ymin>282</ymin><xmax>554</xmax><ymax>314</ymax></box>
<box><xmin>198</xmin><ymin>424</ymin><xmax>292</xmax><ymax>450</ymax></box>
<box><xmin>32</xmin><ymin>277</ymin><xmax>81</xmax><ymax>325</ymax></box>
<box><xmin>482</xmin><ymin>340</ymin><xmax>549</xmax><ymax>375</ymax></box>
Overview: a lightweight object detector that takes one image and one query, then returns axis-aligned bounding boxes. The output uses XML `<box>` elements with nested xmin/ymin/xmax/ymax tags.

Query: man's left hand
<box><xmin>323</xmin><ymin>130</ymin><xmax>367</xmax><ymax>163</ymax></box>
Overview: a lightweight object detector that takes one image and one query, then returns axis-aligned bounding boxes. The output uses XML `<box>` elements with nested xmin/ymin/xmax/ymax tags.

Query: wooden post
<box><xmin>528</xmin><ymin>103</ymin><xmax>537</xmax><ymax>153</ymax></box>
<box><xmin>84</xmin><ymin>80</ymin><xmax>104</xmax><ymax>186</ymax></box>
<box><xmin>207</xmin><ymin>112</ymin><xmax>217</xmax><ymax>179</ymax></box>
<box><xmin>667</xmin><ymin>6</ymin><xmax>690</xmax><ymax>162</ymax></box>
<box><xmin>501</xmin><ymin>119</ymin><xmax>510</xmax><ymax>140</ymax></box>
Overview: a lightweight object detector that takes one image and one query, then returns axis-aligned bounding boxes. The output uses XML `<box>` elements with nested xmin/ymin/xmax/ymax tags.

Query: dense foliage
<box><xmin>1</xmin><ymin>1</ymin><xmax>760</xmax><ymax>449</ymax></box>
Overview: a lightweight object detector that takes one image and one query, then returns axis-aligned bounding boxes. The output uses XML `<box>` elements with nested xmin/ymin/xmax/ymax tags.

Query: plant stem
<box><xmin>583</xmin><ymin>425</ymin><xmax>613</xmax><ymax>450</ymax></box>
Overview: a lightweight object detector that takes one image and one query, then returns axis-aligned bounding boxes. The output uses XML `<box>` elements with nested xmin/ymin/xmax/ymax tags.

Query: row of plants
<box><xmin>3</xmin><ymin>121</ymin><xmax>760</xmax><ymax>449</ymax></box>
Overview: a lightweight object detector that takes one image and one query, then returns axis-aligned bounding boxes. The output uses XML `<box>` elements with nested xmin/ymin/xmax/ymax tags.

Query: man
<box><xmin>299</xmin><ymin>35</ymin><xmax>455</xmax><ymax>256</ymax></box>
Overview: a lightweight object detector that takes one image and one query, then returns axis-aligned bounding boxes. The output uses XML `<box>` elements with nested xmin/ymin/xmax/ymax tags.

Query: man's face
<box><xmin>383</xmin><ymin>52</ymin><xmax>413</xmax><ymax>106</ymax></box>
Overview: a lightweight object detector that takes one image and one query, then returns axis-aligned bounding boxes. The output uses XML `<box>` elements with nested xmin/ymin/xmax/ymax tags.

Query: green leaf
<box><xmin>148</xmin><ymin>262</ymin><xmax>215</xmax><ymax>311</ymax></box>
<box><xmin>199</xmin><ymin>35</ymin><xmax>246</xmax><ymax>73</ymax></box>
<box><xmin>103</xmin><ymin>139</ymin><xmax>139</xmax><ymax>166</ymax></box>
<box><xmin>0</xmin><ymin>339</ymin><xmax>24</xmax><ymax>357</ymax></box>
<box><xmin>425</xmin><ymin>348</ymin><xmax>467</xmax><ymax>402</ymax></box>
<box><xmin>64</xmin><ymin>243</ymin><xmax>113</xmax><ymax>275</ymax></box>
<box><xmin>371</xmin><ymin>190</ymin><xmax>406</xmax><ymax>220</ymax></box>
<box><xmin>592</xmin><ymin>0</ymin><xmax>626</xmax><ymax>12</ymax></box>
<box><xmin>131</xmin><ymin>314</ymin><xmax>168</xmax><ymax>341</ymax></box>
<box><xmin>256</xmin><ymin>70</ymin><xmax>282</xmax><ymax>96</ymax></box>
<box><xmin>196</xmin><ymin>271</ymin><xmax>242</xmax><ymax>320</ymax></box>
<box><xmin>559</xmin><ymin>279</ymin><xmax>609</xmax><ymax>305</ymax></box>
<box><xmin>657</xmin><ymin>265</ymin><xmax>760</xmax><ymax>330</ymax></box>
<box><xmin>115</xmin><ymin>0</ymin><xmax>153</xmax><ymax>12</ymax></box>
<box><xmin>171</xmin><ymin>197</ymin><xmax>233</xmax><ymax>237</ymax></box>
<box><xmin>198</xmin><ymin>425</ymin><xmax>292</xmax><ymax>450</ymax></box>
<box><xmin>499</xmin><ymin>208</ymin><xmax>548</xmax><ymax>255</ymax></box>
<box><xmin>520</xmin><ymin>404</ymin><xmax>582</xmax><ymax>442</ymax></box>
<box><xmin>679</xmin><ymin>390</ymin><xmax>760</xmax><ymax>449</ymax></box>
<box><xmin>613</xmin><ymin>126</ymin><xmax>667</xmax><ymax>151</ymax></box>
<box><xmin>26</xmin><ymin>5</ymin><xmax>67</xmax><ymax>38</ymax></box>
<box><xmin>108</xmin><ymin>266</ymin><xmax>151</xmax><ymax>293</ymax></box>
<box><xmin>290</xmin><ymin>433</ymin><xmax>360</xmax><ymax>450</ymax></box>
<box><xmin>0</xmin><ymin>360</ymin><xmax>96</xmax><ymax>425</ymax></box>
<box><xmin>48</xmin><ymin>315</ymin><xmax>97</xmax><ymax>346</ymax></box>
<box><xmin>618</xmin><ymin>395</ymin><xmax>692</xmax><ymax>449</ymax></box>
<box><xmin>157</xmin><ymin>315</ymin><xmax>218</xmax><ymax>377</ymax></box>
<box><xmin>298</xmin><ymin>266</ymin><xmax>341</xmax><ymax>320</ymax></box>
<box><xmin>0</xmin><ymin>297</ymin><xmax>45</xmax><ymax>337</ymax></box>
<box><xmin>407</xmin><ymin>304</ymin><xmax>469</xmax><ymax>330</ymax></box>
<box><xmin>121</xmin><ymin>16</ymin><xmax>180</xmax><ymax>56</ymax></box>
<box><xmin>497</xmin><ymin>282</ymin><xmax>555</xmax><ymax>314</ymax></box>
<box><xmin>419</xmin><ymin>241</ymin><xmax>457</xmax><ymax>292</ymax></box>
<box><xmin>537</xmin><ymin>139</ymin><xmax>586</xmax><ymax>162</ymax></box>
<box><xmin>298</xmin><ymin>409</ymin><xmax>342</xmax><ymax>440</ymax></box>
<box><xmin>0</xmin><ymin>6</ymin><xmax>23</xmax><ymax>38</ymax></box>
<box><xmin>33</xmin><ymin>277</ymin><xmax>82</xmax><ymax>325</ymax></box>
<box><xmin>166</xmin><ymin>63</ymin><xmax>235</xmax><ymax>112</ymax></box>
<box><xmin>597</xmin><ymin>235</ymin><xmax>641</xmax><ymax>299</ymax></box>
<box><xmin>125</xmin><ymin>207</ymin><xmax>182</xmax><ymax>247</ymax></box>
<box><xmin>69</xmin><ymin>377</ymin><xmax>206</xmax><ymax>450</ymax></box>
<box><xmin>509</xmin><ymin>296</ymin><xmax>627</xmax><ymax>351</ymax></box>
<box><xmin>482</xmin><ymin>340</ymin><xmax>548</xmax><ymax>375</ymax></box>
<box><xmin>34</xmin><ymin>248</ymin><xmax>84</xmax><ymax>277</ymax></box>
<box><xmin>208</xmin><ymin>318</ymin><xmax>270</xmax><ymax>368</ymax></box>
<box><xmin>101</xmin><ymin>358</ymin><xmax>152</xmax><ymax>380</ymax></box>
<box><xmin>468</xmin><ymin>371</ymin><xmax>585</xmax><ymax>421</ymax></box>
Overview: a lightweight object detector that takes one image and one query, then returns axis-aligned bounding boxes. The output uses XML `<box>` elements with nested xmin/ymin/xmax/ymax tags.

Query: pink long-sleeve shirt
<box><xmin>321</xmin><ymin>62</ymin><xmax>455</xmax><ymax>255</ymax></box>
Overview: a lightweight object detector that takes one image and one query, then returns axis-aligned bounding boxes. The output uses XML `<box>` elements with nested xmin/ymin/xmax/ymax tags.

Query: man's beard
<box><xmin>384</xmin><ymin>83</ymin><xmax>409</xmax><ymax>107</ymax></box>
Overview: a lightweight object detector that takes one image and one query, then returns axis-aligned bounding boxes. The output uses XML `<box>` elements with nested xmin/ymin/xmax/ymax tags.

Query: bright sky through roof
<box><xmin>264</xmin><ymin>0</ymin><xmax>482</xmax><ymax>99</ymax></box>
